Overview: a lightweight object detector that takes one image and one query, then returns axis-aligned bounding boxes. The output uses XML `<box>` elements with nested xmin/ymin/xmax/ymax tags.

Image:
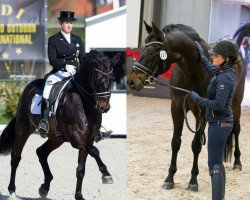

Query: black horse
<box><xmin>233</xmin><ymin>22</ymin><xmax>250</xmax><ymax>75</ymax></box>
<box><xmin>127</xmin><ymin>22</ymin><xmax>245</xmax><ymax>191</ymax></box>
<box><xmin>0</xmin><ymin>50</ymin><xmax>120</xmax><ymax>200</ymax></box>
<box><xmin>233</xmin><ymin>23</ymin><xmax>250</xmax><ymax>47</ymax></box>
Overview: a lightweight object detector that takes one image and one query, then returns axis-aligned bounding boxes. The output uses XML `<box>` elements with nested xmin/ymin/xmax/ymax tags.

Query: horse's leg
<box><xmin>162</xmin><ymin>102</ymin><xmax>184</xmax><ymax>190</ymax></box>
<box><xmin>187</xmin><ymin>111</ymin><xmax>206</xmax><ymax>191</ymax></box>
<box><xmin>8</xmin><ymin>123</ymin><xmax>35</xmax><ymax>198</ymax></box>
<box><xmin>232</xmin><ymin>119</ymin><xmax>242</xmax><ymax>170</ymax></box>
<box><xmin>85</xmin><ymin>143</ymin><xmax>113</xmax><ymax>184</ymax></box>
<box><xmin>227</xmin><ymin>101</ymin><xmax>242</xmax><ymax>170</ymax></box>
<box><xmin>75</xmin><ymin>150</ymin><xmax>88</xmax><ymax>200</ymax></box>
<box><xmin>36</xmin><ymin>139</ymin><xmax>63</xmax><ymax>198</ymax></box>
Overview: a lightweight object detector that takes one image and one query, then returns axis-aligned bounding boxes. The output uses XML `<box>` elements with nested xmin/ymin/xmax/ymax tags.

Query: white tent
<box><xmin>85</xmin><ymin>6</ymin><xmax>126</xmax><ymax>52</ymax></box>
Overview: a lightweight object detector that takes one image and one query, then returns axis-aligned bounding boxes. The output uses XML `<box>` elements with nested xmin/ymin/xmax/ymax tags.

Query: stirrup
<box><xmin>94</xmin><ymin>130</ymin><xmax>113</xmax><ymax>143</ymax></box>
<box><xmin>38</xmin><ymin>119</ymin><xmax>48</xmax><ymax>138</ymax></box>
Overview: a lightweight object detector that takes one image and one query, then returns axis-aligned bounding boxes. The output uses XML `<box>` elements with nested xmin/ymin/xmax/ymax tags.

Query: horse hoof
<box><xmin>102</xmin><ymin>175</ymin><xmax>114</xmax><ymax>184</ymax></box>
<box><xmin>187</xmin><ymin>183</ymin><xmax>198</xmax><ymax>192</ymax></box>
<box><xmin>233</xmin><ymin>164</ymin><xmax>242</xmax><ymax>171</ymax></box>
<box><xmin>75</xmin><ymin>193</ymin><xmax>85</xmax><ymax>200</ymax></box>
<box><xmin>162</xmin><ymin>181</ymin><xmax>174</xmax><ymax>190</ymax></box>
<box><xmin>8</xmin><ymin>192</ymin><xmax>17</xmax><ymax>200</ymax></box>
<box><xmin>39</xmin><ymin>186</ymin><xmax>48</xmax><ymax>198</ymax></box>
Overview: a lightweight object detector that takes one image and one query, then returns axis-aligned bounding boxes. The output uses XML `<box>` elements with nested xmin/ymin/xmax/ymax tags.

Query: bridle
<box><xmin>133</xmin><ymin>41</ymin><xmax>166</xmax><ymax>84</ymax></box>
<box><xmin>95</xmin><ymin>66</ymin><xmax>114</xmax><ymax>99</ymax></box>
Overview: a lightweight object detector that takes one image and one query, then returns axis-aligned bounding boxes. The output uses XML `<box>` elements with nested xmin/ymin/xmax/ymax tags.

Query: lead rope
<box><xmin>154</xmin><ymin>79</ymin><xmax>206</xmax><ymax>145</ymax></box>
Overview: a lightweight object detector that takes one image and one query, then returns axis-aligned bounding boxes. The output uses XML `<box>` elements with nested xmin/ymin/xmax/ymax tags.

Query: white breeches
<box><xmin>43</xmin><ymin>71</ymin><xmax>71</xmax><ymax>99</ymax></box>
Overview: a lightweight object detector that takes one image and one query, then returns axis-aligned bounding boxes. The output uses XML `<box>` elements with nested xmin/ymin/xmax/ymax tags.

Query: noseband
<box><xmin>95</xmin><ymin>67</ymin><xmax>114</xmax><ymax>98</ymax></box>
<box><xmin>133</xmin><ymin>41</ymin><xmax>167</xmax><ymax>84</ymax></box>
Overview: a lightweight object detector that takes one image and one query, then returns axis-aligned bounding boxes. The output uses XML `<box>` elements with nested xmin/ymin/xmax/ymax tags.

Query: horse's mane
<box><xmin>162</xmin><ymin>24</ymin><xmax>201</xmax><ymax>41</ymax></box>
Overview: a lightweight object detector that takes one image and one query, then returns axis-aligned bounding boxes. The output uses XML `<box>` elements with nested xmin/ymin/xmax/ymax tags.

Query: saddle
<box><xmin>49</xmin><ymin>78</ymin><xmax>71</xmax><ymax>112</ymax></box>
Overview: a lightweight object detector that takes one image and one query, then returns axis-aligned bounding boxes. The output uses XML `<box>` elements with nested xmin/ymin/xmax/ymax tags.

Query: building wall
<box><xmin>209</xmin><ymin>1</ymin><xmax>241</xmax><ymax>43</ymax></box>
<box><xmin>126</xmin><ymin>0</ymin><xmax>142</xmax><ymax>48</ymax></box>
<box><xmin>85</xmin><ymin>6</ymin><xmax>126</xmax><ymax>52</ymax></box>
<box><xmin>160</xmin><ymin>0</ymin><xmax>211</xmax><ymax>42</ymax></box>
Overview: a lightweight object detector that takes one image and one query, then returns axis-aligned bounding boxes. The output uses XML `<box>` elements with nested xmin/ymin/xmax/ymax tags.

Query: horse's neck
<box><xmin>175</xmin><ymin>59</ymin><xmax>208</xmax><ymax>85</ymax></box>
<box><xmin>75</xmin><ymin>67</ymin><xmax>94</xmax><ymax>94</ymax></box>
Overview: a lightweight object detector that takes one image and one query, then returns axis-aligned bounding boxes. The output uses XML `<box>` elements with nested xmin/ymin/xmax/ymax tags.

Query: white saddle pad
<box><xmin>30</xmin><ymin>94</ymin><xmax>42</xmax><ymax>115</ymax></box>
<box><xmin>30</xmin><ymin>80</ymin><xmax>70</xmax><ymax>115</ymax></box>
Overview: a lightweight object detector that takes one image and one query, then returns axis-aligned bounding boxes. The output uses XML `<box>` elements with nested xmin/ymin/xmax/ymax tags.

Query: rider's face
<box><xmin>211</xmin><ymin>54</ymin><xmax>225</xmax><ymax>67</ymax></box>
<box><xmin>60</xmin><ymin>21</ymin><xmax>73</xmax><ymax>34</ymax></box>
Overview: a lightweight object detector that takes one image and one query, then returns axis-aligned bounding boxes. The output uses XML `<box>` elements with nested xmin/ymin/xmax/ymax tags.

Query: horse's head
<box><xmin>92</xmin><ymin>51</ymin><xmax>120</xmax><ymax>113</ymax></box>
<box><xmin>127</xmin><ymin>21</ymin><xmax>179</xmax><ymax>91</ymax></box>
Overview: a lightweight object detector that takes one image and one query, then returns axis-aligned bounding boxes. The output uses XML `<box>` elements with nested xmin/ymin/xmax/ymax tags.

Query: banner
<box><xmin>0</xmin><ymin>0</ymin><xmax>46</xmax><ymax>61</ymax></box>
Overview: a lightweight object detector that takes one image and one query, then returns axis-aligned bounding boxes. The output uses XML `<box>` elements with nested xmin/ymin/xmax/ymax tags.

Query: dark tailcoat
<box><xmin>48</xmin><ymin>32</ymin><xmax>85</xmax><ymax>73</ymax></box>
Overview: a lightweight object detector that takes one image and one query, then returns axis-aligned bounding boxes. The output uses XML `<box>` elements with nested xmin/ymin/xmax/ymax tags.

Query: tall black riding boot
<box><xmin>210</xmin><ymin>164</ymin><xmax>225</xmax><ymax>200</ymax></box>
<box><xmin>38</xmin><ymin>98</ymin><xmax>49</xmax><ymax>138</ymax></box>
<box><xmin>221</xmin><ymin>164</ymin><xmax>226</xmax><ymax>199</ymax></box>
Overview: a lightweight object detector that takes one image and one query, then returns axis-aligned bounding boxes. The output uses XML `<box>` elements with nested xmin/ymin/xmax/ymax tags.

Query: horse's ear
<box><xmin>144</xmin><ymin>20</ymin><xmax>152</xmax><ymax>33</ymax></box>
<box><xmin>109</xmin><ymin>53</ymin><xmax>121</xmax><ymax>67</ymax></box>
<box><xmin>151</xmin><ymin>22</ymin><xmax>163</xmax><ymax>36</ymax></box>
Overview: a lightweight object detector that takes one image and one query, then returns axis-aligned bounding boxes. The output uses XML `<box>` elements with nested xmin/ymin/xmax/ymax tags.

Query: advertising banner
<box><xmin>0</xmin><ymin>0</ymin><xmax>46</xmax><ymax>61</ymax></box>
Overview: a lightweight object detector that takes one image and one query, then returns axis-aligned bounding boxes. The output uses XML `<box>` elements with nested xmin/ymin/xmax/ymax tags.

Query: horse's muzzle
<box><xmin>100</xmin><ymin>106</ymin><xmax>110</xmax><ymax>113</ymax></box>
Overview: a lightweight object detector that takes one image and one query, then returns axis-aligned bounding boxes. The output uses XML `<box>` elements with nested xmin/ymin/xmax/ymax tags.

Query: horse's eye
<box><xmin>147</xmin><ymin>47</ymin><xmax>157</xmax><ymax>55</ymax></box>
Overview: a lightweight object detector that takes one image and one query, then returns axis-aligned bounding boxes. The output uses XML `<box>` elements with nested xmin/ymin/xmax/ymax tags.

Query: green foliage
<box><xmin>0</xmin><ymin>107</ymin><xmax>9</xmax><ymax>124</ymax></box>
<box><xmin>0</xmin><ymin>81</ymin><xmax>24</xmax><ymax>120</ymax></box>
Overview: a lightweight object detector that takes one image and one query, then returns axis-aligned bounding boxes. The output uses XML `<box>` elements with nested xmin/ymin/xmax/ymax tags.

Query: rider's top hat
<box><xmin>58</xmin><ymin>11</ymin><xmax>77</xmax><ymax>21</ymax></box>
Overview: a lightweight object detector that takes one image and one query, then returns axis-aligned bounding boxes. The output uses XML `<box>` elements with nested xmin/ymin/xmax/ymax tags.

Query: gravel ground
<box><xmin>0</xmin><ymin>135</ymin><xmax>126</xmax><ymax>200</ymax></box>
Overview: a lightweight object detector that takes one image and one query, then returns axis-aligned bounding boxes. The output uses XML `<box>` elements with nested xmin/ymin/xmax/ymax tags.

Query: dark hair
<box><xmin>222</xmin><ymin>55</ymin><xmax>240</xmax><ymax>67</ymax></box>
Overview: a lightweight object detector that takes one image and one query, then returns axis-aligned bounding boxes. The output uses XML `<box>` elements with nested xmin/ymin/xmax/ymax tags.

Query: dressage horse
<box><xmin>0</xmin><ymin>50</ymin><xmax>120</xmax><ymax>200</ymax></box>
<box><xmin>127</xmin><ymin>22</ymin><xmax>245</xmax><ymax>191</ymax></box>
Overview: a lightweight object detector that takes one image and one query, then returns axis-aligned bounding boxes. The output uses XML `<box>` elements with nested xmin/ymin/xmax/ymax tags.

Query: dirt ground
<box><xmin>127</xmin><ymin>95</ymin><xmax>250</xmax><ymax>200</ymax></box>
<box><xmin>0</xmin><ymin>137</ymin><xmax>126</xmax><ymax>200</ymax></box>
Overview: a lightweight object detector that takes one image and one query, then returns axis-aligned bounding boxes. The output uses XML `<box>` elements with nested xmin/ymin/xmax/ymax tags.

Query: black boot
<box><xmin>221</xmin><ymin>164</ymin><xmax>226</xmax><ymax>199</ymax></box>
<box><xmin>210</xmin><ymin>164</ymin><xmax>225</xmax><ymax>200</ymax></box>
<box><xmin>94</xmin><ymin>130</ymin><xmax>113</xmax><ymax>143</ymax></box>
<box><xmin>38</xmin><ymin>98</ymin><xmax>49</xmax><ymax>138</ymax></box>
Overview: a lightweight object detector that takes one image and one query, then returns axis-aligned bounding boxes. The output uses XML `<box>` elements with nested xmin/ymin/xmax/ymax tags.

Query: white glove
<box><xmin>65</xmin><ymin>64</ymin><xmax>76</xmax><ymax>75</ymax></box>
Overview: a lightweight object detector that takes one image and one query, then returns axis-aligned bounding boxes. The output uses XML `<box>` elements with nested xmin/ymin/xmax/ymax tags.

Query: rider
<box><xmin>38</xmin><ymin>11</ymin><xmax>85</xmax><ymax>137</ymax></box>
<box><xmin>191</xmin><ymin>40</ymin><xmax>238</xmax><ymax>200</ymax></box>
<box><xmin>38</xmin><ymin>11</ymin><xmax>113</xmax><ymax>141</ymax></box>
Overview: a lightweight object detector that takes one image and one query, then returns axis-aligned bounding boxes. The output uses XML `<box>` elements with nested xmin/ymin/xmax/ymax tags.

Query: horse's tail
<box><xmin>0</xmin><ymin>116</ymin><xmax>16</xmax><ymax>156</ymax></box>
<box><xmin>224</xmin><ymin>131</ymin><xmax>233</xmax><ymax>162</ymax></box>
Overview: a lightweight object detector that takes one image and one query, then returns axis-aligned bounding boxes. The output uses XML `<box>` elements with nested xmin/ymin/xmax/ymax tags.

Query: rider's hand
<box><xmin>65</xmin><ymin>64</ymin><xmax>76</xmax><ymax>75</ymax></box>
<box><xmin>194</xmin><ymin>41</ymin><xmax>204</xmax><ymax>59</ymax></box>
<box><xmin>190</xmin><ymin>91</ymin><xmax>200</xmax><ymax>103</ymax></box>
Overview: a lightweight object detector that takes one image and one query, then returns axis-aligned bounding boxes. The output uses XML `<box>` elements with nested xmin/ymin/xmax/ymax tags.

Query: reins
<box><xmin>155</xmin><ymin>79</ymin><xmax>206</xmax><ymax>145</ymax></box>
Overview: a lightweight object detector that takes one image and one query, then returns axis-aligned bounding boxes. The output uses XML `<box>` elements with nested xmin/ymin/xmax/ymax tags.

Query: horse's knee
<box><xmin>86</xmin><ymin>144</ymin><xmax>99</xmax><ymax>157</ymax></box>
<box><xmin>76</xmin><ymin>166</ymin><xmax>85</xmax><ymax>179</ymax></box>
<box><xmin>233</xmin><ymin>121</ymin><xmax>240</xmax><ymax>134</ymax></box>
<box><xmin>191</xmin><ymin>133</ymin><xmax>202</xmax><ymax>153</ymax></box>
<box><xmin>171</xmin><ymin>136</ymin><xmax>182</xmax><ymax>152</ymax></box>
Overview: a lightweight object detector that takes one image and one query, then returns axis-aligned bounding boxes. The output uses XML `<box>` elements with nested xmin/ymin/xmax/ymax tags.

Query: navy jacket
<box><xmin>48</xmin><ymin>32</ymin><xmax>85</xmax><ymax>73</ymax></box>
<box><xmin>192</xmin><ymin>55</ymin><xmax>236</xmax><ymax>122</ymax></box>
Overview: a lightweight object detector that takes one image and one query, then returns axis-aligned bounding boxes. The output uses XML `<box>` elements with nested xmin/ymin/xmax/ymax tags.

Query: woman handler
<box><xmin>191</xmin><ymin>40</ymin><xmax>238</xmax><ymax>200</ymax></box>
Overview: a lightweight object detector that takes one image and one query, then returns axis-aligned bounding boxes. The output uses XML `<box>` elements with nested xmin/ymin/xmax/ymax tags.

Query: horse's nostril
<box><xmin>127</xmin><ymin>80</ymin><xmax>134</xmax><ymax>86</ymax></box>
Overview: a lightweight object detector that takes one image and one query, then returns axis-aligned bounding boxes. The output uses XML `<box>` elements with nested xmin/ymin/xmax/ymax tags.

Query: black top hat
<box><xmin>58</xmin><ymin>11</ymin><xmax>77</xmax><ymax>21</ymax></box>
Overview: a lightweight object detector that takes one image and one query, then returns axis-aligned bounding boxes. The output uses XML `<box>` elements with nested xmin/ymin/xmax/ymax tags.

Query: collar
<box><xmin>61</xmin><ymin>30</ymin><xmax>71</xmax><ymax>43</ymax></box>
<box><xmin>216</xmin><ymin>64</ymin><xmax>233</xmax><ymax>75</ymax></box>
